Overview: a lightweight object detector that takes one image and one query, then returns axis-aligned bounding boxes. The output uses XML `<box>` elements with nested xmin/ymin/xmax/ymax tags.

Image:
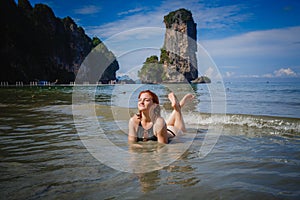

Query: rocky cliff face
<box><xmin>162</xmin><ymin>8</ymin><xmax>198</xmax><ymax>82</ymax></box>
<box><xmin>0</xmin><ymin>0</ymin><xmax>119</xmax><ymax>84</ymax></box>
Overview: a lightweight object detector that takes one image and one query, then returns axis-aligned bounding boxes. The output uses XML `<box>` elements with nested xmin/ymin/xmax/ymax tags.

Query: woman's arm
<box><xmin>128</xmin><ymin>117</ymin><xmax>144</xmax><ymax>148</ymax></box>
<box><xmin>128</xmin><ymin>117</ymin><xmax>137</xmax><ymax>143</ymax></box>
<box><xmin>154</xmin><ymin>117</ymin><xmax>168</xmax><ymax>144</ymax></box>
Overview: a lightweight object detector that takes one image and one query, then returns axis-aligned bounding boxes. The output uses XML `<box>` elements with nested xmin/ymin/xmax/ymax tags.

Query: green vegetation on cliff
<box><xmin>138</xmin><ymin>55</ymin><xmax>165</xmax><ymax>83</ymax></box>
<box><xmin>163</xmin><ymin>8</ymin><xmax>192</xmax><ymax>28</ymax></box>
<box><xmin>159</xmin><ymin>48</ymin><xmax>170</xmax><ymax>64</ymax></box>
<box><xmin>92</xmin><ymin>37</ymin><xmax>102</xmax><ymax>47</ymax></box>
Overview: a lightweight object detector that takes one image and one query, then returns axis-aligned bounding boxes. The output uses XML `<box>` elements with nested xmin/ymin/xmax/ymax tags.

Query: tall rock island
<box><xmin>0</xmin><ymin>0</ymin><xmax>119</xmax><ymax>84</ymax></box>
<box><xmin>162</xmin><ymin>8</ymin><xmax>198</xmax><ymax>82</ymax></box>
<box><xmin>139</xmin><ymin>8</ymin><xmax>203</xmax><ymax>83</ymax></box>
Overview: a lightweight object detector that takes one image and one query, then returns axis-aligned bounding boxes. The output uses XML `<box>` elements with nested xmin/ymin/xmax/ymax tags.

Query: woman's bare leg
<box><xmin>166</xmin><ymin>93</ymin><xmax>194</xmax><ymax>133</ymax></box>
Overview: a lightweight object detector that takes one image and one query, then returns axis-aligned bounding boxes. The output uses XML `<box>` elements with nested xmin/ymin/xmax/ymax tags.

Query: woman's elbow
<box><xmin>128</xmin><ymin>135</ymin><xmax>137</xmax><ymax>143</ymax></box>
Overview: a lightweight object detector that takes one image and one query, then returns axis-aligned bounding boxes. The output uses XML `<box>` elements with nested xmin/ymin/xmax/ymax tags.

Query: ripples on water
<box><xmin>0</xmin><ymin>85</ymin><xmax>300</xmax><ymax>199</ymax></box>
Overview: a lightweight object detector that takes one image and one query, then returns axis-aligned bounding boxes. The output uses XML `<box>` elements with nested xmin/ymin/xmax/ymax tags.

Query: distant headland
<box><xmin>1</xmin><ymin>0</ymin><xmax>119</xmax><ymax>84</ymax></box>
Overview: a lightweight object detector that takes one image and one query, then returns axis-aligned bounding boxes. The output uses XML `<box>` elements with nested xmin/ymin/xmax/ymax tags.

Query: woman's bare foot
<box><xmin>180</xmin><ymin>94</ymin><xmax>194</xmax><ymax>107</ymax></box>
<box><xmin>168</xmin><ymin>92</ymin><xmax>180</xmax><ymax>111</ymax></box>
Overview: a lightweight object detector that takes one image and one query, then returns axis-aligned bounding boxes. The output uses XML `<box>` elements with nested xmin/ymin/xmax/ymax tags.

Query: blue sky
<box><xmin>27</xmin><ymin>0</ymin><xmax>300</xmax><ymax>80</ymax></box>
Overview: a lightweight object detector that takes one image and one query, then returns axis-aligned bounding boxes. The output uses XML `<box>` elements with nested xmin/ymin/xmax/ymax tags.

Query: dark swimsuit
<box><xmin>136</xmin><ymin>121</ymin><xmax>176</xmax><ymax>142</ymax></box>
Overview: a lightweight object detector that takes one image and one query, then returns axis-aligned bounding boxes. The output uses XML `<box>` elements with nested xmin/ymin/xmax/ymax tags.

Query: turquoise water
<box><xmin>0</xmin><ymin>81</ymin><xmax>300</xmax><ymax>199</ymax></box>
<box><xmin>224</xmin><ymin>80</ymin><xmax>300</xmax><ymax>118</ymax></box>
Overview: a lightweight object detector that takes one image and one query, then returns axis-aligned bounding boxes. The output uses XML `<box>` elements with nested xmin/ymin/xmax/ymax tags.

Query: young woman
<box><xmin>128</xmin><ymin>90</ymin><xmax>194</xmax><ymax>144</ymax></box>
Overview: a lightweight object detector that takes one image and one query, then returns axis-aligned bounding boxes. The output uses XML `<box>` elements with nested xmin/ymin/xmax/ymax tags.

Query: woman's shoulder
<box><xmin>154</xmin><ymin>116</ymin><xmax>166</xmax><ymax>126</ymax></box>
<box><xmin>129</xmin><ymin>113</ymin><xmax>140</xmax><ymax>124</ymax></box>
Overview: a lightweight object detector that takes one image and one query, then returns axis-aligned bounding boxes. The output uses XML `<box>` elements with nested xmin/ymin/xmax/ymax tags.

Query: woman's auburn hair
<box><xmin>138</xmin><ymin>90</ymin><xmax>159</xmax><ymax>104</ymax></box>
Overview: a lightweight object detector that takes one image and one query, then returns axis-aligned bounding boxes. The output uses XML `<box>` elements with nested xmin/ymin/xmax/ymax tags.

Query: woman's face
<box><xmin>138</xmin><ymin>92</ymin><xmax>154</xmax><ymax>111</ymax></box>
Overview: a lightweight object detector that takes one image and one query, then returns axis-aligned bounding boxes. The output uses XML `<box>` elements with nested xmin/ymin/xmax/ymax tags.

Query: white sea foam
<box><xmin>184</xmin><ymin>112</ymin><xmax>300</xmax><ymax>136</ymax></box>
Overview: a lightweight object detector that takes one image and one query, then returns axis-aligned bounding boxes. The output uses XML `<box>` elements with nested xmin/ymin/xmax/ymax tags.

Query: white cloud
<box><xmin>204</xmin><ymin>67</ymin><xmax>214</xmax><ymax>78</ymax></box>
<box><xmin>87</xmin><ymin>12</ymin><xmax>164</xmax><ymax>38</ymax></box>
<box><xmin>222</xmin><ymin>66</ymin><xmax>240</xmax><ymax>69</ymax></box>
<box><xmin>195</xmin><ymin>4</ymin><xmax>252</xmax><ymax>29</ymax></box>
<box><xmin>238</xmin><ymin>74</ymin><xmax>260</xmax><ymax>78</ymax></box>
<box><xmin>262</xmin><ymin>73</ymin><xmax>274</xmax><ymax>78</ymax></box>
<box><xmin>74</xmin><ymin>5</ymin><xmax>101</xmax><ymax>15</ymax></box>
<box><xmin>202</xmin><ymin>26</ymin><xmax>300</xmax><ymax>59</ymax></box>
<box><xmin>245</xmin><ymin>68</ymin><xmax>299</xmax><ymax>78</ymax></box>
<box><xmin>86</xmin><ymin>0</ymin><xmax>251</xmax><ymax>39</ymax></box>
<box><xmin>274</xmin><ymin>68</ymin><xmax>298</xmax><ymax>77</ymax></box>
<box><xmin>224</xmin><ymin>71</ymin><xmax>235</xmax><ymax>78</ymax></box>
<box><xmin>201</xmin><ymin>26</ymin><xmax>300</xmax><ymax>79</ymax></box>
<box><xmin>117</xmin><ymin>7</ymin><xmax>145</xmax><ymax>16</ymax></box>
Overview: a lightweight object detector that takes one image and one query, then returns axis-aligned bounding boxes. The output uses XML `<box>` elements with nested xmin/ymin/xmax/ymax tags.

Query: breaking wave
<box><xmin>184</xmin><ymin>112</ymin><xmax>300</xmax><ymax>136</ymax></box>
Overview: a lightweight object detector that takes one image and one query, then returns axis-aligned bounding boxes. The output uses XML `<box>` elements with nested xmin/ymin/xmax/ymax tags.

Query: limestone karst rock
<box><xmin>162</xmin><ymin>8</ymin><xmax>198</xmax><ymax>82</ymax></box>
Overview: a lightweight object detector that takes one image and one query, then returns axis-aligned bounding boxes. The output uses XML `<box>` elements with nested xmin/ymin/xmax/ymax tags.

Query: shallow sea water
<box><xmin>0</xmin><ymin>83</ymin><xmax>300</xmax><ymax>199</ymax></box>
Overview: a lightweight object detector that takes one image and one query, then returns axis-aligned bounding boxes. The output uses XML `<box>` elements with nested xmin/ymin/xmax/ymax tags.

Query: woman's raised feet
<box><xmin>180</xmin><ymin>93</ymin><xmax>194</xmax><ymax>107</ymax></box>
<box><xmin>168</xmin><ymin>92</ymin><xmax>180</xmax><ymax>111</ymax></box>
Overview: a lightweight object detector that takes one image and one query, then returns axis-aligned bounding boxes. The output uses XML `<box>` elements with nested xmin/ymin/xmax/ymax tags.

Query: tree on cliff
<box><xmin>163</xmin><ymin>8</ymin><xmax>193</xmax><ymax>28</ymax></box>
<box><xmin>138</xmin><ymin>55</ymin><xmax>165</xmax><ymax>83</ymax></box>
